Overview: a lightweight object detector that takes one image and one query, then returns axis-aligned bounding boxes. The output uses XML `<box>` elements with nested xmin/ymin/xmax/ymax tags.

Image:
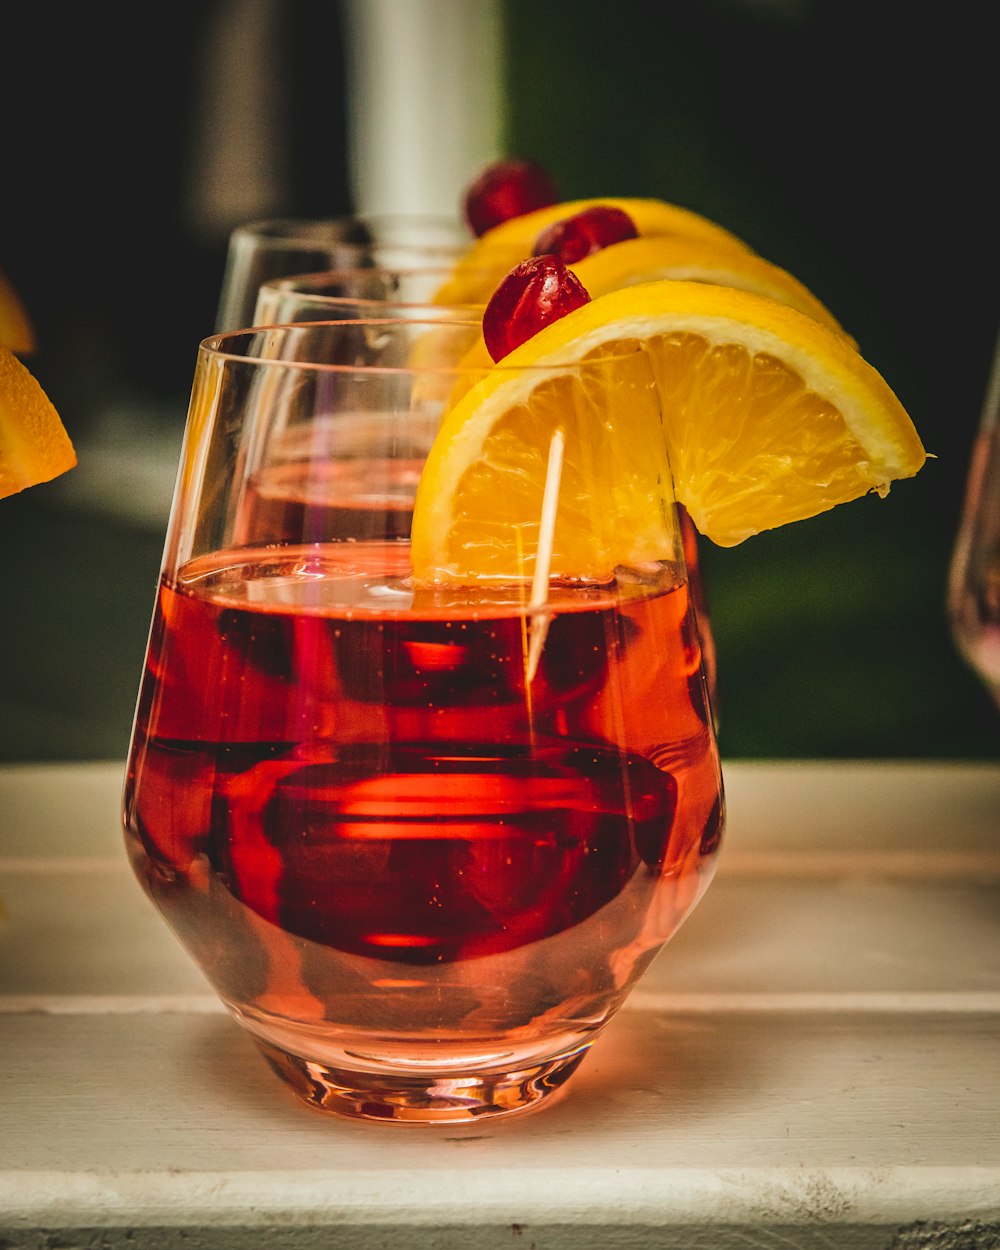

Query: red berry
<box><xmin>532</xmin><ymin>205</ymin><xmax>639</xmax><ymax>264</ymax></box>
<box><xmin>482</xmin><ymin>256</ymin><xmax>591</xmax><ymax>362</ymax></box>
<box><xmin>464</xmin><ymin>159</ymin><xmax>559</xmax><ymax>237</ymax></box>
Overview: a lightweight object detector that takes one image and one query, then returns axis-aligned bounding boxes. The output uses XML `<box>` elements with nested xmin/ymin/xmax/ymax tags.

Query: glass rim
<box><xmin>256</xmin><ymin>268</ymin><xmax>489</xmax><ymax>315</ymax></box>
<box><xmin>261</xmin><ymin>265</ymin><xmax>488</xmax><ymax>296</ymax></box>
<box><xmin>258</xmin><ymin>294</ymin><xmax>487</xmax><ymax>317</ymax></box>
<box><xmin>229</xmin><ymin>213</ymin><xmax>471</xmax><ymax>245</ymax></box>
<box><xmin>199</xmin><ymin>318</ymin><xmax>653</xmax><ymax>377</ymax></box>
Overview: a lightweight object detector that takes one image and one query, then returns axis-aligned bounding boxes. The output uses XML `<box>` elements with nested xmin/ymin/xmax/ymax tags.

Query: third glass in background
<box><xmin>948</xmin><ymin>323</ymin><xmax>1000</xmax><ymax>710</ymax></box>
<box><xmin>215</xmin><ymin>215</ymin><xmax>473</xmax><ymax>333</ymax></box>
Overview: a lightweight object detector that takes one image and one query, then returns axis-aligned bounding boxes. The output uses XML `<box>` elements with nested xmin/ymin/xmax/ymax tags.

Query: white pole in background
<box><xmin>339</xmin><ymin>0</ymin><xmax>505</xmax><ymax>219</ymax></box>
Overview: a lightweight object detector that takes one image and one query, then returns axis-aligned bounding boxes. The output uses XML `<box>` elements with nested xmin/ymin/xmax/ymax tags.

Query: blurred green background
<box><xmin>1</xmin><ymin>0</ymin><xmax>998</xmax><ymax>763</ymax></box>
<box><xmin>502</xmin><ymin>0</ymin><xmax>1000</xmax><ymax>760</ymax></box>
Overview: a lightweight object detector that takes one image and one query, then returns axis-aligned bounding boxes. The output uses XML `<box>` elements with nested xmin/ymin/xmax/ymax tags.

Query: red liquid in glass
<box><xmin>124</xmin><ymin>538</ymin><xmax>722</xmax><ymax>1060</ymax></box>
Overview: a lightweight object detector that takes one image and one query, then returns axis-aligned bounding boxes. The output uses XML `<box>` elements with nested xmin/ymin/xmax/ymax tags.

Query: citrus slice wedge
<box><xmin>410</xmin><ymin>280</ymin><xmax>926</xmax><ymax>584</ymax></box>
<box><xmin>0</xmin><ymin>265</ymin><xmax>36</xmax><ymax>355</ymax></box>
<box><xmin>432</xmin><ymin>197</ymin><xmax>755</xmax><ymax>307</ymax></box>
<box><xmin>443</xmin><ymin>231</ymin><xmax>857</xmax><ymax>385</ymax></box>
<box><xmin>571</xmin><ymin>235</ymin><xmax>851</xmax><ymax>339</ymax></box>
<box><xmin>0</xmin><ymin>345</ymin><xmax>76</xmax><ymax>500</ymax></box>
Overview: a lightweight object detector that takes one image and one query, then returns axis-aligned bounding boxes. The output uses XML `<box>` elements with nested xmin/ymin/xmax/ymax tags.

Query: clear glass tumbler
<box><xmin>122</xmin><ymin>318</ymin><xmax>724</xmax><ymax>1124</ymax></box>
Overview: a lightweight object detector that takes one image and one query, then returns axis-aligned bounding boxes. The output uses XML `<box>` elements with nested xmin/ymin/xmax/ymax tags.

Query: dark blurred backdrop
<box><xmin>1</xmin><ymin>0</ymin><xmax>998</xmax><ymax>761</ymax></box>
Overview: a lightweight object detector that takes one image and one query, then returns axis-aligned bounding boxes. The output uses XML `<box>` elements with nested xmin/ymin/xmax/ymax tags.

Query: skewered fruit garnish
<box><xmin>483</xmin><ymin>256</ymin><xmax>590</xmax><ymax>361</ymax></box>
<box><xmin>463</xmin><ymin>158</ymin><xmax>559</xmax><ymax>238</ymax></box>
<box><xmin>570</xmin><ymin>233</ymin><xmax>851</xmax><ymax>340</ymax></box>
<box><xmin>436</xmin><ymin>195</ymin><xmax>754</xmax><ymax>307</ymax></box>
<box><xmin>410</xmin><ymin>271</ymin><xmax>926</xmax><ymax>582</ymax></box>
<box><xmin>532</xmin><ymin>205</ymin><xmax>639</xmax><ymax>264</ymax></box>
<box><xmin>445</xmin><ymin>227</ymin><xmax>855</xmax><ymax>383</ymax></box>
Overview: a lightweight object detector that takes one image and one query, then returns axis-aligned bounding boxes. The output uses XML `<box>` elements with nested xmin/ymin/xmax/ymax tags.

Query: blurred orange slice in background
<box><xmin>0</xmin><ymin>264</ymin><xmax>37</xmax><ymax>356</ymax></box>
<box><xmin>0</xmin><ymin>265</ymin><xmax>76</xmax><ymax>500</ymax></box>
<box><xmin>0</xmin><ymin>344</ymin><xmax>76</xmax><ymax>501</ymax></box>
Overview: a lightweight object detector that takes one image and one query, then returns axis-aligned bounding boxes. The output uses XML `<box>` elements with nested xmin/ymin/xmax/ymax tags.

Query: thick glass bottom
<box><xmin>253</xmin><ymin>1036</ymin><xmax>590</xmax><ymax>1124</ymax></box>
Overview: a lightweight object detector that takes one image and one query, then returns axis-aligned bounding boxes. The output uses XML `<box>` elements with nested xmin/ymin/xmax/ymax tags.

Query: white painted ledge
<box><xmin>1</xmin><ymin>760</ymin><xmax>999</xmax><ymax>1248</ymax></box>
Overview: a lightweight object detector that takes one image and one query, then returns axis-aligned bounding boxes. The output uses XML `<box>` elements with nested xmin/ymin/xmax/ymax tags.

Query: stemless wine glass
<box><xmin>122</xmin><ymin>317</ymin><xmax>725</xmax><ymax>1125</ymax></box>
<box><xmin>215</xmin><ymin>215</ymin><xmax>472</xmax><ymax>332</ymax></box>
<box><xmin>948</xmin><ymin>323</ymin><xmax>1000</xmax><ymax>709</ymax></box>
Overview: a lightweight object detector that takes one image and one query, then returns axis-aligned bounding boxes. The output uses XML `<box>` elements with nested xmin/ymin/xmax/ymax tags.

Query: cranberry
<box><xmin>532</xmin><ymin>205</ymin><xmax>639</xmax><ymax>264</ymax></box>
<box><xmin>463</xmin><ymin>159</ymin><xmax>559</xmax><ymax>237</ymax></box>
<box><xmin>482</xmin><ymin>255</ymin><xmax>591</xmax><ymax>362</ymax></box>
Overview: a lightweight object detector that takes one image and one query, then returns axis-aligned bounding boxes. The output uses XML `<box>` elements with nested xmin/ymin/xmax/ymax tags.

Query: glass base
<box><xmin>254</xmin><ymin>1036</ymin><xmax>590</xmax><ymax>1124</ymax></box>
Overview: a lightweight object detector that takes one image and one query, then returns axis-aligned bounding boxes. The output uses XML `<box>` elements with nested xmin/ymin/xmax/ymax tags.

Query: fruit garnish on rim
<box><xmin>410</xmin><ymin>263</ymin><xmax>926</xmax><ymax>585</ymax></box>
<box><xmin>532</xmin><ymin>204</ymin><xmax>639</xmax><ymax>264</ymax></box>
<box><xmin>446</xmin><ymin>198</ymin><xmax>855</xmax><ymax>400</ymax></box>
<box><xmin>482</xmin><ymin>255</ymin><xmax>590</xmax><ymax>361</ymax></box>
<box><xmin>436</xmin><ymin>175</ymin><xmax>756</xmax><ymax>307</ymax></box>
<box><xmin>446</xmin><ymin>163</ymin><xmax>852</xmax><ymax>349</ymax></box>
<box><xmin>464</xmin><ymin>157</ymin><xmax>559</xmax><ymax>237</ymax></box>
<box><xmin>570</xmin><ymin>232</ymin><xmax>851</xmax><ymax>339</ymax></box>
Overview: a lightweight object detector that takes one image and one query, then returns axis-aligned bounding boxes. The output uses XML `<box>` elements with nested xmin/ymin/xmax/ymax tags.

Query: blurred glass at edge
<box><xmin>948</xmin><ymin>324</ymin><xmax>1000</xmax><ymax>712</ymax></box>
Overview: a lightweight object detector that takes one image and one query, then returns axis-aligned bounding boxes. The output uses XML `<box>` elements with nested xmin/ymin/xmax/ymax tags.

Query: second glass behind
<box><xmin>253</xmin><ymin>265</ymin><xmax>483</xmax><ymax>326</ymax></box>
<box><xmin>123</xmin><ymin>318</ymin><xmax>724</xmax><ymax>1125</ymax></box>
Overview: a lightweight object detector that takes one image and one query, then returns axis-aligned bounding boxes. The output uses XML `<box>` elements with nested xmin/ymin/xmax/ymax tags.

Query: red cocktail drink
<box><xmin>123</xmin><ymin>319</ymin><xmax>725</xmax><ymax>1122</ymax></box>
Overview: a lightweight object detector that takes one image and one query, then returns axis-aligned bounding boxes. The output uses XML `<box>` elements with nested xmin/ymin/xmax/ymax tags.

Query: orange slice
<box><xmin>571</xmin><ymin>235</ymin><xmax>850</xmax><ymax>339</ymax></box>
<box><xmin>410</xmin><ymin>280</ymin><xmax>925</xmax><ymax>583</ymax></box>
<box><xmin>0</xmin><ymin>265</ymin><xmax>36</xmax><ymax>355</ymax></box>
<box><xmin>445</xmin><ymin>233</ymin><xmax>856</xmax><ymax>383</ymax></box>
<box><xmin>433</xmin><ymin>197</ymin><xmax>755</xmax><ymax>307</ymax></box>
<box><xmin>0</xmin><ymin>345</ymin><xmax>76</xmax><ymax>500</ymax></box>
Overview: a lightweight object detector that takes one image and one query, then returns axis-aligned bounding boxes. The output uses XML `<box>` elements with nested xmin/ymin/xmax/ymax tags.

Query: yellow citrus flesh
<box><xmin>479</xmin><ymin>197</ymin><xmax>754</xmax><ymax>254</ymax></box>
<box><xmin>410</xmin><ymin>280</ymin><xmax>926</xmax><ymax>584</ymax></box>
<box><xmin>446</xmin><ymin>233</ymin><xmax>857</xmax><ymax>381</ymax></box>
<box><xmin>0</xmin><ymin>266</ymin><xmax>36</xmax><ymax>355</ymax></box>
<box><xmin>415</xmin><ymin>347</ymin><xmax>676</xmax><ymax>583</ymax></box>
<box><xmin>572</xmin><ymin>235</ymin><xmax>851</xmax><ymax>339</ymax></box>
<box><xmin>432</xmin><ymin>197</ymin><xmax>755</xmax><ymax>307</ymax></box>
<box><xmin>0</xmin><ymin>345</ymin><xmax>76</xmax><ymax>500</ymax></box>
